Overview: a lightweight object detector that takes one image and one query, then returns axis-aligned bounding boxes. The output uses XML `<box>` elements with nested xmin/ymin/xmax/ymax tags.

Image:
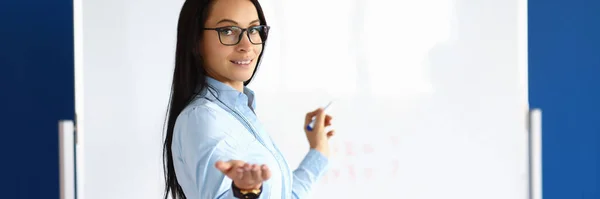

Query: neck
<box><xmin>206</xmin><ymin>74</ymin><xmax>244</xmax><ymax>92</ymax></box>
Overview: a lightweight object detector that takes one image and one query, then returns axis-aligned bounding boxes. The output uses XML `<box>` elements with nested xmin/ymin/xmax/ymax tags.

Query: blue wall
<box><xmin>529</xmin><ymin>0</ymin><xmax>600</xmax><ymax>198</ymax></box>
<box><xmin>1</xmin><ymin>0</ymin><xmax>598</xmax><ymax>197</ymax></box>
<box><xmin>0</xmin><ymin>0</ymin><xmax>75</xmax><ymax>198</ymax></box>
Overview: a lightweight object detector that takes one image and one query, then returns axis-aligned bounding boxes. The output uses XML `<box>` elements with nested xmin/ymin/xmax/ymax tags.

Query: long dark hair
<box><xmin>162</xmin><ymin>0</ymin><xmax>268</xmax><ymax>198</ymax></box>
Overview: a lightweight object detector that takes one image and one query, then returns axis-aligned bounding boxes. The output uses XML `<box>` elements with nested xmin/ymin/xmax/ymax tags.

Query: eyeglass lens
<box><xmin>218</xmin><ymin>26</ymin><xmax>266</xmax><ymax>45</ymax></box>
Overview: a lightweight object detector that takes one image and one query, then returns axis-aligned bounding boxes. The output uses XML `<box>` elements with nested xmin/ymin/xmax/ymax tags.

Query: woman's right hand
<box><xmin>215</xmin><ymin>160</ymin><xmax>271</xmax><ymax>190</ymax></box>
<box><xmin>304</xmin><ymin>108</ymin><xmax>335</xmax><ymax>157</ymax></box>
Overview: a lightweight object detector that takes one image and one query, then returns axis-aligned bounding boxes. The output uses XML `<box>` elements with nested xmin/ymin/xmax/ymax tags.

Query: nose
<box><xmin>236</xmin><ymin>31</ymin><xmax>253</xmax><ymax>52</ymax></box>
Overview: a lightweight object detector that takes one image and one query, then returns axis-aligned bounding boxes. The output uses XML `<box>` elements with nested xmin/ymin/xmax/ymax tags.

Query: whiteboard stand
<box><xmin>59</xmin><ymin>120</ymin><xmax>76</xmax><ymax>199</ymax></box>
<box><xmin>529</xmin><ymin>109</ymin><xmax>543</xmax><ymax>199</ymax></box>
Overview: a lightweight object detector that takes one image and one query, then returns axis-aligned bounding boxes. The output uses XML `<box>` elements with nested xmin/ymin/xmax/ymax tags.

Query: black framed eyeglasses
<box><xmin>203</xmin><ymin>25</ymin><xmax>270</xmax><ymax>46</ymax></box>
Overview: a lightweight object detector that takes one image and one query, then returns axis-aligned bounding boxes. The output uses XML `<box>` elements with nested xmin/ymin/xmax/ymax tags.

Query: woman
<box><xmin>162</xmin><ymin>0</ymin><xmax>335</xmax><ymax>198</ymax></box>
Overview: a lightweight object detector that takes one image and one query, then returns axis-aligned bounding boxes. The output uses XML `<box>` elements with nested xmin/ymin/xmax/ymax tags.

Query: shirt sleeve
<box><xmin>291</xmin><ymin>149</ymin><xmax>330</xmax><ymax>199</ymax></box>
<box><xmin>172</xmin><ymin>105</ymin><xmax>243</xmax><ymax>199</ymax></box>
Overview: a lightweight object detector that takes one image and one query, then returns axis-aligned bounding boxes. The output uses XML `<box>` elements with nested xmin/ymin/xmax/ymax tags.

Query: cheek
<box><xmin>254</xmin><ymin>45</ymin><xmax>263</xmax><ymax>55</ymax></box>
<box><xmin>203</xmin><ymin>40</ymin><xmax>231</xmax><ymax>66</ymax></box>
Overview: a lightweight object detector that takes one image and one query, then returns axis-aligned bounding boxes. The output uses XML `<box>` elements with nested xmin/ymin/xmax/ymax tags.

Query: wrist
<box><xmin>310</xmin><ymin>144</ymin><xmax>330</xmax><ymax>157</ymax></box>
<box><xmin>310</xmin><ymin>141</ymin><xmax>328</xmax><ymax>149</ymax></box>
<box><xmin>233</xmin><ymin>182</ymin><xmax>262</xmax><ymax>190</ymax></box>
<box><xmin>232</xmin><ymin>182</ymin><xmax>262</xmax><ymax>199</ymax></box>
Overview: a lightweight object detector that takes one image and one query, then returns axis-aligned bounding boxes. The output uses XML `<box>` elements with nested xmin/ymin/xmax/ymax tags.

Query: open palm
<box><xmin>215</xmin><ymin>160</ymin><xmax>271</xmax><ymax>190</ymax></box>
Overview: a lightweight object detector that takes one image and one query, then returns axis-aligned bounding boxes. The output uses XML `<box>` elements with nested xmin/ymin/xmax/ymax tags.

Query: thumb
<box><xmin>215</xmin><ymin>161</ymin><xmax>232</xmax><ymax>172</ymax></box>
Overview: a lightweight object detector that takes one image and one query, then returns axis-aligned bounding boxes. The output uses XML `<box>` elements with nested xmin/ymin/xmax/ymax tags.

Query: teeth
<box><xmin>233</xmin><ymin>60</ymin><xmax>251</xmax><ymax>65</ymax></box>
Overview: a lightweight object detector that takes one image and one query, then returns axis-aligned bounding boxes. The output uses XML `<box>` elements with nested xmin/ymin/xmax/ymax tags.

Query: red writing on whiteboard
<box><xmin>322</xmin><ymin>136</ymin><xmax>400</xmax><ymax>182</ymax></box>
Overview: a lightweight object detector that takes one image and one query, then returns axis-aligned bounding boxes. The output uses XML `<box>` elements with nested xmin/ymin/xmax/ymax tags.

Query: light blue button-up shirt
<box><xmin>172</xmin><ymin>76</ymin><xmax>329</xmax><ymax>199</ymax></box>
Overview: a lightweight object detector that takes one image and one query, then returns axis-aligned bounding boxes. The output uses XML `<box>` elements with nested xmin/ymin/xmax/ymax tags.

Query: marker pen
<box><xmin>306</xmin><ymin>101</ymin><xmax>333</xmax><ymax>131</ymax></box>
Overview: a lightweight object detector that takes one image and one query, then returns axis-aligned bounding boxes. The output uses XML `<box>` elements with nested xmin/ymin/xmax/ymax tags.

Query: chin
<box><xmin>229</xmin><ymin>72</ymin><xmax>254</xmax><ymax>83</ymax></box>
<box><xmin>229</xmin><ymin>67</ymin><xmax>256</xmax><ymax>81</ymax></box>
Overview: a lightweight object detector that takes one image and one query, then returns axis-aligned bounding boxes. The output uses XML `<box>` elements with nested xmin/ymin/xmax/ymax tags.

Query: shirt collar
<box><xmin>203</xmin><ymin>76</ymin><xmax>256</xmax><ymax>111</ymax></box>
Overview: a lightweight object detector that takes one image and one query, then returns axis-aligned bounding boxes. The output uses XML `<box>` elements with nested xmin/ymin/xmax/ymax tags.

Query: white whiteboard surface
<box><xmin>254</xmin><ymin>0</ymin><xmax>528</xmax><ymax>198</ymax></box>
<box><xmin>77</xmin><ymin>0</ymin><xmax>528</xmax><ymax>198</ymax></box>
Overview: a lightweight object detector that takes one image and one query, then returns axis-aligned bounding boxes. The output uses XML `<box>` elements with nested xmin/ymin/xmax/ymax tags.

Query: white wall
<box><xmin>77</xmin><ymin>0</ymin><xmax>529</xmax><ymax>198</ymax></box>
<box><xmin>78</xmin><ymin>0</ymin><xmax>180</xmax><ymax>198</ymax></box>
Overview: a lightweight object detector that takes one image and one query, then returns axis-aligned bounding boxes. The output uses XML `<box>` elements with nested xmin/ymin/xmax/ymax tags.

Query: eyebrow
<box><xmin>216</xmin><ymin>19</ymin><xmax>261</xmax><ymax>26</ymax></box>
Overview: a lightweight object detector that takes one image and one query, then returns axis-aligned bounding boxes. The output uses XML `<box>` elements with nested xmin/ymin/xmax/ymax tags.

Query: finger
<box><xmin>228</xmin><ymin>160</ymin><xmax>246</xmax><ymax>168</ymax></box>
<box><xmin>261</xmin><ymin>164</ymin><xmax>271</xmax><ymax>180</ymax></box>
<box><xmin>240</xmin><ymin>163</ymin><xmax>252</xmax><ymax>182</ymax></box>
<box><xmin>223</xmin><ymin>164</ymin><xmax>243</xmax><ymax>181</ymax></box>
<box><xmin>234</xmin><ymin>166</ymin><xmax>244</xmax><ymax>180</ymax></box>
<box><xmin>215</xmin><ymin>161</ymin><xmax>232</xmax><ymax>172</ymax></box>
<box><xmin>251</xmin><ymin>164</ymin><xmax>262</xmax><ymax>182</ymax></box>
<box><xmin>324</xmin><ymin>115</ymin><xmax>333</xmax><ymax>127</ymax></box>
<box><xmin>304</xmin><ymin>108</ymin><xmax>320</xmax><ymax>126</ymax></box>
<box><xmin>326</xmin><ymin>130</ymin><xmax>335</xmax><ymax>138</ymax></box>
<box><xmin>227</xmin><ymin>161</ymin><xmax>246</xmax><ymax>180</ymax></box>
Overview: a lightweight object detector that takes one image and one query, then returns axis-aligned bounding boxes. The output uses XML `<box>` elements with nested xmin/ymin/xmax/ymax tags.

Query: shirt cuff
<box><xmin>298</xmin><ymin>148</ymin><xmax>330</xmax><ymax>177</ymax></box>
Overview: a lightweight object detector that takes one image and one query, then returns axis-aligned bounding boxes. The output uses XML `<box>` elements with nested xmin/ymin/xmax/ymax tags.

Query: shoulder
<box><xmin>174</xmin><ymin>98</ymin><xmax>230</xmax><ymax>139</ymax></box>
<box><xmin>173</xmin><ymin>97</ymin><xmax>254</xmax><ymax>145</ymax></box>
<box><xmin>172</xmin><ymin>98</ymin><xmax>240</xmax><ymax>157</ymax></box>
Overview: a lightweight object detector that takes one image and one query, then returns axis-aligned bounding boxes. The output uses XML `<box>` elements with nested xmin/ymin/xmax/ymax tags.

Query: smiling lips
<box><xmin>231</xmin><ymin>59</ymin><xmax>253</xmax><ymax>66</ymax></box>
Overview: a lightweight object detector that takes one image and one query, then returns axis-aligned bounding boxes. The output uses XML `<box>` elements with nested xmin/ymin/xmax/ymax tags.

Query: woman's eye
<box><xmin>219</xmin><ymin>28</ymin><xmax>234</xmax><ymax>36</ymax></box>
<box><xmin>250</xmin><ymin>28</ymin><xmax>260</xmax><ymax>35</ymax></box>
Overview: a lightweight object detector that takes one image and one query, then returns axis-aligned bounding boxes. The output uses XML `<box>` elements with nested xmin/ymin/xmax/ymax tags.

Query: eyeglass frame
<box><xmin>203</xmin><ymin>25</ymin><xmax>270</xmax><ymax>46</ymax></box>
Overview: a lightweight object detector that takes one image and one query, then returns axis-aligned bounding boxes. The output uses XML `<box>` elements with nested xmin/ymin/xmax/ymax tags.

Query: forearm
<box><xmin>291</xmin><ymin>149</ymin><xmax>330</xmax><ymax>199</ymax></box>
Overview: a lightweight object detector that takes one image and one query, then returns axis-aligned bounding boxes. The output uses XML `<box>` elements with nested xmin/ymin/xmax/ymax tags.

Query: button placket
<box><xmin>235</xmin><ymin>104</ymin><xmax>291</xmax><ymax>198</ymax></box>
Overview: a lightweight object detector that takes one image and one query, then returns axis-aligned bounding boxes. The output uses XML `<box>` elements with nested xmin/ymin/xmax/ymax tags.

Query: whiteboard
<box><xmin>77</xmin><ymin>0</ymin><xmax>529</xmax><ymax>198</ymax></box>
<box><xmin>253</xmin><ymin>0</ymin><xmax>529</xmax><ymax>198</ymax></box>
